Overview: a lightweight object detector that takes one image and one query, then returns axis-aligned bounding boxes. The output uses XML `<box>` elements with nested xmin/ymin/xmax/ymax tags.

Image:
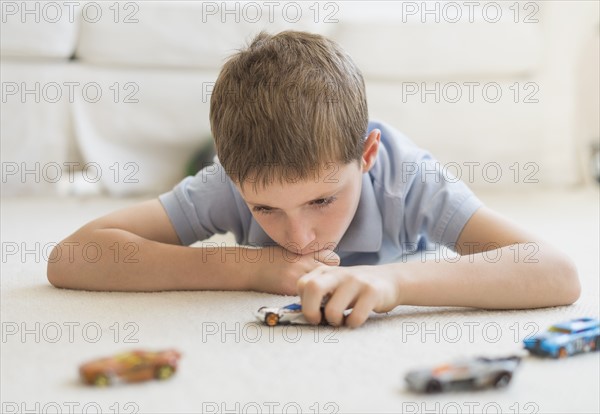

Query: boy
<box><xmin>47</xmin><ymin>31</ymin><xmax>580</xmax><ymax>328</ymax></box>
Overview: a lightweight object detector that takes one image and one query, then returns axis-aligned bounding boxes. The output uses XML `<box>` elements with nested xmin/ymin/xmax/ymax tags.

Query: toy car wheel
<box><xmin>265</xmin><ymin>313</ymin><xmax>280</xmax><ymax>327</ymax></box>
<box><xmin>425</xmin><ymin>379</ymin><xmax>442</xmax><ymax>394</ymax></box>
<box><xmin>493</xmin><ymin>372</ymin><xmax>512</xmax><ymax>388</ymax></box>
<box><xmin>93</xmin><ymin>374</ymin><xmax>110</xmax><ymax>387</ymax></box>
<box><xmin>155</xmin><ymin>365</ymin><xmax>174</xmax><ymax>380</ymax></box>
<box><xmin>558</xmin><ymin>347</ymin><xmax>568</xmax><ymax>358</ymax></box>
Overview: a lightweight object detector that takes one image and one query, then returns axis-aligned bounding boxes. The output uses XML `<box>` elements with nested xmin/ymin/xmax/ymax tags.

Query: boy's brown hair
<box><xmin>210</xmin><ymin>30</ymin><xmax>369</xmax><ymax>189</ymax></box>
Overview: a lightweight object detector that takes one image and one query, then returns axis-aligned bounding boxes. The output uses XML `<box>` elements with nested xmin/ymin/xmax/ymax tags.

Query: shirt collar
<box><xmin>336</xmin><ymin>172</ymin><xmax>383</xmax><ymax>253</ymax></box>
<box><xmin>246</xmin><ymin>172</ymin><xmax>383</xmax><ymax>254</ymax></box>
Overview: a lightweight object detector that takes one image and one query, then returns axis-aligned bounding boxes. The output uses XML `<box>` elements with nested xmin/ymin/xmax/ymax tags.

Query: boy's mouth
<box><xmin>277</xmin><ymin>240</ymin><xmax>340</xmax><ymax>256</ymax></box>
<box><xmin>298</xmin><ymin>245</ymin><xmax>339</xmax><ymax>257</ymax></box>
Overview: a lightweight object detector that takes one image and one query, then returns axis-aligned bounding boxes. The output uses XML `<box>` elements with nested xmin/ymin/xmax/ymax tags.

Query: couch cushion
<box><xmin>70</xmin><ymin>64</ymin><xmax>217</xmax><ymax>195</ymax></box>
<box><xmin>330</xmin><ymin>1</ymin><xmax>542</xmax><ymax>80</ymax></box>
<box><xmin>1</xmin><ymin>2</ymin><xmax>79</xmax><ymax>59</ymax></box>
<box><xmin>0</xmin><ymin>61</ymin><xmax>75</xmax><ymax>195</ymax></box>
<box><xmin>75</xmin><ymin>1</ymin><xmax>334</xmax><ymax>68</ymax></box>
<box><xmin>366</xmin><ymin>78</ymin><xmax>580</xmax><ymax>188</ymax></box>
<box><xmin>74</xmin><ymin>1</ymin><xmax>542</xmax><ymax>77</ymax></box>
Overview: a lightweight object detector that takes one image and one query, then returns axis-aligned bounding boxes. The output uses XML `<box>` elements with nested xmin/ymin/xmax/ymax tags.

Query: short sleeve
<box><xmin>401</xmin><ymin>154</ymin><xmax>483</xmax><ymax>249</ymax></box>
<box><xmin>158</xmin><ymin>164</ymin><xmax>245</xmax><ymax>246</ymax></box>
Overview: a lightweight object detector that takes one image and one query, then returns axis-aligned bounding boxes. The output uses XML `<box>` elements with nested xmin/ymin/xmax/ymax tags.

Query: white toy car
<box><xmin>255</xmin><ymin>303</ymin><xmax>324</xmax><ymax>326</ymax></box>
<box><xmin>404</xmin><ymin>356</ymin><xmax>521</xmax><ymax>393</ymax></box>
<box><xmin>255</xmin><ymin>295</ymin><xmax>347</xmax><ymax>327</ymax></box>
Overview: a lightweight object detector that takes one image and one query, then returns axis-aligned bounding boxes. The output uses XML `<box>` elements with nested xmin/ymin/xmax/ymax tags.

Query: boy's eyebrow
<box><xmin>246</xmin><ymin>191</ymin><xmax>339</xmax><ymax>210</ymax></box>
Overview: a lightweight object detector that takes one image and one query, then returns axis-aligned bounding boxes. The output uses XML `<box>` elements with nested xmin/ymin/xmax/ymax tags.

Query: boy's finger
<box><xmin>297</xmin><ymin>272</ymin><xmax>338</xmax><ymax>324</ymax></box>
<box><xmin>314</xmin><ymin>249</ymin><xmax>340</xmax><ymax>266</ymax></box>
<box><xmin>344</xmin><ymin>291</ymin><xmax>377</xmax><ymax>328</ymax></box>
<box><xmin>323</xmin><ymin>283</ymin><xmax>358</xmax><ymax>326</ymax></box>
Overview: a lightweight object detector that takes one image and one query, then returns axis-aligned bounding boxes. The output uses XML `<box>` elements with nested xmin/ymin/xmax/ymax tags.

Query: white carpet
<box><xmin>1</xmin><ymin>187</ymin><xmax>599</xmax><ymax>413</ymax></box>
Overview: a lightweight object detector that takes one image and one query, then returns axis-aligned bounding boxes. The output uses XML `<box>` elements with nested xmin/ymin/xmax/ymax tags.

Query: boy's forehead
<box><xmin>239</xmin><ymin>183</ymin><xmax>337</xmax><ymax>207</ymax></box>
<box><xmin>235</xmin><ymin>162</ymin><xmax>360</xmax><ymax>201</ymax></box>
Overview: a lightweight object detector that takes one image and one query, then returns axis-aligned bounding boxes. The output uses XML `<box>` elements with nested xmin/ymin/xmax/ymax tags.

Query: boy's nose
<box><xmin>285</xmin><ymin>218</ymin><xmax>316</xmax><ymax>253</ymax></box>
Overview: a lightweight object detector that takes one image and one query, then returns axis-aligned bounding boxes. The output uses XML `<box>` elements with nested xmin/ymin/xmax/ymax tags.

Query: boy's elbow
<box><xmin>554</xmin><ymin>253</ymin><xmax>580</xmax><ymax>305</ymax></box>
<box><xmin>47</xmin><ymin>252</ymin><xmax>66</xmax><ymax>289</ymax></box>
<box><xmin>46</xmin><ymin>244</ymin><xmax>76</xmax><ymax>289</ymax></box>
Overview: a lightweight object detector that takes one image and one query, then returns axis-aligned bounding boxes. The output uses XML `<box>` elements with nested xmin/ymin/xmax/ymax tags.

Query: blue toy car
<box><xmin>523</xmin><ymin>317</ymin><xmax>600</xmax><ymax>358</ymax></box>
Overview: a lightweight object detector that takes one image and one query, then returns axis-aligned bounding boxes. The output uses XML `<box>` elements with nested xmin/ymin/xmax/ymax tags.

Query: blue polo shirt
<box><xmin>159</xmin><ymin>120</ymin><xmax>483</xmax><ymax>265</ymax></box>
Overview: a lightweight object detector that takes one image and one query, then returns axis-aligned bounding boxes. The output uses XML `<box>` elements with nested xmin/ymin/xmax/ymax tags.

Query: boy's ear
<box><xmin>361</xmin><ymin>129</ymin><xmax>381</xmax><ymax>173</ymax></box>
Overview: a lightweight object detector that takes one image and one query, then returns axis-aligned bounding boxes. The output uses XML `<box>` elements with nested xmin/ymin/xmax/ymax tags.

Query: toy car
<box><xmin>523</xmin><ymin>317</ymin><xmax>600</xmax><ymax>358</ymax></box>
<box><xmin>404</xmin><ymin>356</ymin><xmax>521</xmax><ymax>393</ymax></box>
<box><xmin>255</xmin><ymin>302</ymin><xmax>326</xmax><ymax>326</ymax></box>
<box><xmin>79</xmin><ymin>349</ymin><xmax>181</xmax><ymax>386</ymax></box>
<box><xmin>255</xmin><ymin>295</ymin><xmax>351</xmax><ymax>327</ymax></box>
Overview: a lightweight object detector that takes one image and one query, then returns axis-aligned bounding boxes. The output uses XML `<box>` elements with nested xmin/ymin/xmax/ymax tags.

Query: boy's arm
<box><xmin>298</xmin><ymin>206</ymin><xmax>580</xmax><ymax>327</ymax></box>
<box><xmin>388</xmin><ymin>206</ymin><xmax>581</xmax><ymax>308</ymax></box>
<box><xmin>47</xmin><ymin>199</ymin><xmax>338</xmax><ymax>292</ymax></box>
<box><xmin>47</xmin><ymin>199</ymin><xmax>248</xmax><ymax>291</ymax></box>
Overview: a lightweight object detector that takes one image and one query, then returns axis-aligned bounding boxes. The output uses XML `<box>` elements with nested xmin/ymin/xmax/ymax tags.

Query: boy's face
<box><xmin>236</xmin><ymin>161</ymin><xmax>364</xmax><ymax>254</ymax></box>
<box><xmin>234</xmin><ymin>129</ymin><xmax>381</xmax><ymax>255</ymax></box>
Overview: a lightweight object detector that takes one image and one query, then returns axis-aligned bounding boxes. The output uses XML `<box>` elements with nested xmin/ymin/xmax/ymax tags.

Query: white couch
<box><xmin>2</xmin><ymin>1</ymin><xmax>599</xmax><ymax>196</ymax></box>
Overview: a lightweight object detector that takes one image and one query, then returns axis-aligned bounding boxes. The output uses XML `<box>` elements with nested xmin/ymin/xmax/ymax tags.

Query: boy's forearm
<box><xmin>385</xmin><ymin>243</ymin><xmax>580</xmax><ymax>309</ymax></box>
<box><xmin>47</xmin><ymin>229</ymin><xmax>253</xmax><ymax>292</ymax></box>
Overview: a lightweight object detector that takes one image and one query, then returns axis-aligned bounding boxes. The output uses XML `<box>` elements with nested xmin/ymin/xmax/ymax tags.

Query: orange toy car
<box><xmin>79</xmin><ymin>349</ymin><xmax>181</xmax><ymax>386</ymax></box>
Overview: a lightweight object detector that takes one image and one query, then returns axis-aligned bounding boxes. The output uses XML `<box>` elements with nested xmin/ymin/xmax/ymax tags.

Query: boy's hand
<box><xmin>297</xmin><ymin>266</ymin><xmax>399</xmax><ymax>328</ymax></box>
<box><xmin>246</xmin><ymin>246</ymin><xmax>340</xmax><ymax>296</ymax></box>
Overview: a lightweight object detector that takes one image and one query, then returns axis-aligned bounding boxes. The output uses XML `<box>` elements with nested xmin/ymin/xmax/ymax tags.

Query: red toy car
<box><xmin>79</xmin><ymin>349</ymin><xmax>181</xmax><ymax>386</ymax></box>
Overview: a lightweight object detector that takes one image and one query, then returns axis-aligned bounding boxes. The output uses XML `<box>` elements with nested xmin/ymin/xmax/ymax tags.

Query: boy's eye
<box><xmin>310</xmin><ymin>196</ymin><xmax>337</xmax><ymax>208</ymax></box>
<box><xmin>252</xmin><ymin>206</ymin><xmax>273</xmax><ymax>215</ymax></box>
<box><xmin>252</xmin><ymin>196</ymin><xmax>337</xmax><ymax>215</ymax></box>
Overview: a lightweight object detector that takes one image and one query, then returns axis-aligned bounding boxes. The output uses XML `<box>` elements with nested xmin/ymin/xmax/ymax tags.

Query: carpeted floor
<box><xmin>1</xmin><ymin>187</ymin><xmax>599</xmax><ymax>413</ymax></box>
